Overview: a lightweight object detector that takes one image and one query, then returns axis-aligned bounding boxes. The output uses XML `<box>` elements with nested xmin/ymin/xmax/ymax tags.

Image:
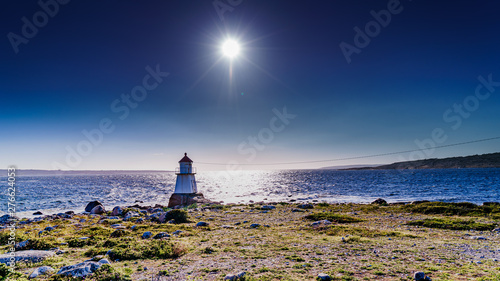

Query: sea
<box><xmin>1</xmin><ymin>168</ymin><xmax>499</xmax><ymax>218</ymax></box>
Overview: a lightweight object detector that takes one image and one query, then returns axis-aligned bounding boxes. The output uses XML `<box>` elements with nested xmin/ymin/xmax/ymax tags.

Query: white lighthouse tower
<box><xmin>174</xmin><ymin>153</ymin><xmax>197</xmax><ymax>194</ymax></box>
<box><xmin>168</xmin><ymin>153</ymin><xmax>207</xmax><ymax>208</ymax></box>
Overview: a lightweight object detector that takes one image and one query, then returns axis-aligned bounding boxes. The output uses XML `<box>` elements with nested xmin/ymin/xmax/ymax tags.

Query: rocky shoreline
<box><xmin>0</xmin><ymin>199</ymin><xmax>499</xmax><ymax>280</ymax></box>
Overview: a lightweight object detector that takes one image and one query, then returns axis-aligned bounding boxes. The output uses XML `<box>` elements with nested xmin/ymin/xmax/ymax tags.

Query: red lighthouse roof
<box><xmin>179</xmin><ymin>153</ymin><xmax>193</xmax><ymax>163</ymax></box>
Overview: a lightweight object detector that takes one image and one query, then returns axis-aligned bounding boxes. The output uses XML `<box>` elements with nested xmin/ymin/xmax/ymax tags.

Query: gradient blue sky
<box><xmin>1</xmin><ymin>0</ymin><xmax>499</xmax><ymax>170</ymax></box>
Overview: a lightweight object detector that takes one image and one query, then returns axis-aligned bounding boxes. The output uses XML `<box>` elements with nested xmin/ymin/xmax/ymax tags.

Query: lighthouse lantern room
<box><xmin>174</xmin><ymin>153</ymin><xmax>197</xmax><ymax>194</ymax></box>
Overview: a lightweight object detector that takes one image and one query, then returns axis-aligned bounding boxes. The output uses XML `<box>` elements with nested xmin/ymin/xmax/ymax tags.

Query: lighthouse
<box><xmin>168</xmin><ymin>153</ymin><xmax>208</xmax><ymax>208</ymax></box>
<box><xmin>174</xmin><ymin>153</ymin><xmax>197</xmax><ymax>193</ymax></box>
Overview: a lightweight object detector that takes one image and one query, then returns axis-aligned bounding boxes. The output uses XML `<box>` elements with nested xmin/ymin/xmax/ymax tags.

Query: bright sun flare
<box><xmin>222</xmin><ymin>40</ymin><xmax>240</xmax><ymax>59</ymax></box>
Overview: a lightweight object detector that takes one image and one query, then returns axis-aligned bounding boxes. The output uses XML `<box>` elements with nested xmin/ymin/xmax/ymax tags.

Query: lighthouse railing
<box><xmin>175</xmin><ymin>167</ymin><xmax>196</xmax><ymax>174</ymax></box>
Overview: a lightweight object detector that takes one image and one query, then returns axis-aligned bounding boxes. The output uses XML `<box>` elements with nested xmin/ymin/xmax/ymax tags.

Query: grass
<box><xmin>304</xmin><ymin>213</ymin><xmax>364</xmax><ymax>223</ymax></box>
<box><xmin>406</xmin><ymin>217</ymin><xmax>498</xmax><ymax>231</ymax></box>
<box><xmin>402</xmin><ymin>201</ymin><xmax>500</xmax><ymax>217</ymax></box>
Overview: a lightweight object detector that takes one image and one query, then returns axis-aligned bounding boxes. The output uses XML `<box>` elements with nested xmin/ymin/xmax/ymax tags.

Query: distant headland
<box><xmin>344</xmin><ymin>152</ymin><xmax>500</xmax><ymax>170</ymax></box>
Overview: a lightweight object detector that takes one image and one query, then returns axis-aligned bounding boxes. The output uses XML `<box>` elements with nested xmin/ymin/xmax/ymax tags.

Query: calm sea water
<box><xmin>2</xmin><ymin>168</ymin><xmax>499</xmax><ymax>217</ymax></box>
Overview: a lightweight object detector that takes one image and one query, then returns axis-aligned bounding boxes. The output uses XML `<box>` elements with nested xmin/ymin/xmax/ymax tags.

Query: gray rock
<box><xmin>0</xmin><ymin>250</ymin><xmax>55</xmax><ymax>264</ymax></box>
<box><xmin>261</xmin><ymin>205</ymin><xmax>276</xmax><ymax>210</ymax></box>
<box><xmin>98</xmin><ymin>258</ymin><xmax>110</xmax><ymax>264</ymax></box>
<box><xmin>90</xmin><ymin>205</ymin><xmax>106</xmax><ymax>215</ymax></box>
<box><xmin>371</xmin><ymin>198</ymin><xmax>388</xmax><ymax>205</ymax></box>
<box><xmin>292</xmin><ymin>208</ymin><xmax>305</xmax><ymax>212</ymax></box>
<box><xmin>124</xmin><ymin>211</ymin><xmax>140</xmax><ymax>221</ymax></box>
<box><xmin>142</xmin><ymin>231</ymin><xmax>152</xmax><ymax>239</ymax></box>
<box><xmin>224</xmin><ymin>271</ymin><xmax>247</xmax><ymax>280</ymax></box>
<box><xmin>196</xmin><ymin>221</ymin><xmax>209</xmax><ymax>227</ymax></box>
<box><xmin>250</xmin><ymin>223</ymin><xmax>260</xmax><ymax>228</ymax></box>
<box><xmin>297</xmin><ymin>204</ymin><xmax>313</xmax><ymax>209</ymax></box>
<box><xmin>311</xmin><ymin>220</ymin><xmax>332</xmax><ymax>226</ymax></box>
<box><xmin>317</xmin><ymin>273</ymin><xmax>332</xmax><ymax>281</ymax></box>
<box><xmin>131</xmin><ymin>225</ymin><xmax>137</xmax><ymax>230</ymax></box>
<box><xmin>471</xmin><ymin>236</ymin><xmax>487</xmax><ymax>240</ymax></box>
<box><xmin>172</xmin><ymin>230</ymin><xmax>183</xmax><ymax>235</ymax></box>
<box><xmin>29</xmin><ymin>266</ymin><xmax>55</xmax><ymax>279</ymax></box>
<box><xmin>57</xmin><ymin>261</ymin><xmax>102</xmax><ymax>277</ymax></box>
<box><xmin>15</xmin><ymin>239</ymin><xmax>30</xmax><ymax>250</ymax></box>
<box><xmin>44</xmin><ymin>226</ymin><xmax>55</xmax><ymax>231</ymax></box>
<box><xmin>414</xmin><ymin>271</ymin><xmax>432</xmax><ymax>281</ymax></box>
<box><xmin>153</xmin><ymin>232</ymin><xmax>170</xmax><ymax>239</ymax></box>
<box><xmin>111</xmin><ymin>206</ymin><xmax>123</xmax><ymax>216</ymax></box>
<box><xmin>0</xmin><ymin>214</ymin><xmax>17</xmax><ymax>224</ymax></box>
<box><xmin>85</xmin><ymin>201</ymin><xmax>103</xmax><ymax>212</ymax></box>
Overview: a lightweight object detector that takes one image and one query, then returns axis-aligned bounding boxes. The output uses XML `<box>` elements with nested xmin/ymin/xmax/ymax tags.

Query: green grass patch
<box><xmin>406</xmin><ymin>217</ymin><xmax>497</xmax><ymax>231</ymax></box>
<box><xmin>304</xmin><ymin>213</ymin><xmax>363</xmax><ymax>223</ymax></box>
<box><xmin>402</xmin><ymin>202</ymin><xmax>500</xmax><ymax>217</ymax></box>
<box><xmin>322</xmin><ymin>225</ymin><xmax>416</xmax><ymax>238</ymax></box>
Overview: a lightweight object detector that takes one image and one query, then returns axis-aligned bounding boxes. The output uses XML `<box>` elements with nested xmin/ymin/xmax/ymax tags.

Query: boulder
<box><xmin>85</xmin><ymin>201</ymin><xmax>103</xmax><ymax>212</ymax></box>
<box><xmin>153</xmin><ymin>232</ymin><xmax>170</xmax><ymax>239</ymax></box>
<box><xmin>196</xmin><ymin>221</ymin><xmax>209</xmax><ymax>227</ymax></box>
<box><xmin>0</xmin><ymin>250</ymin><xmax>55</xmax><ymax>264</ymax></box>
<box><xmin>317</xmin><ymin>273</ymin><xmax>332</xmax><ymax>281</ymax></box>
<box><xmin>142</xmin><ymin>231</ymin><xmax>152</xmax><ymax>239</ymax></box>
<box><xmin>111</xmin><ymin>206</ymin><xmax>123</xmax><ymax>216</ymax></box>
<box><xmin>311</xmin><ymin>220</ymin><xmax>332</xmax><ymax>227</ymax></box>
<box><xmin>250</xmin><ymin>223</ymin><xmax>260</xmax><ymax>228</ymax></box>
<box><xmin>29</xmin><ymin>266</ymin><xmax>55</xmax><ymax>279</ymax></box>
<box><xmin>167</xmin><ymin>193</ymin><xmax>211</xmax><ymax>208</ymax></box>
<box><xmin>470</xmin><ymin>236</ymin><xmax>487</xmax><ymax>240</ymax></box>
<box><xmin>33</xmin><ymin>211</ymin><xmax>43</xmax><ymax>216</ymax></box>
<box><xmin>0</xmin><ymin>214</ymin><xmax>17</xmax><ymax>225</ymax></box>
<box><xmin>297</xmin><ymin>204</ymin><xmax>314</xmax><ymax>209</ymax></box>
<box><xmin>414</xmin><ymin>271</ymin><xmax>432</xmax><ymax>281</ymax></box>
<box><xmin>15</xmin><ymin>239</ymin><xmax>30</xmax><ymax>250</ymax></box>
<box><xmin>261</xmin><ymin>205</ymin><xmax>276</xmax><ymax>210</ymax></box>
<box><xmin>371</xmin><ymin>198</ymin><xmax>388</xmax><ymax>205</ymax></box>
<box><xmin>90</xmin><ymin>205</ymin><xmax>106</xmax><ymax>215</ymax></box>
<box><xmin>57</xmin><ymin>261</ymin><xmax>102</xmax><ymax>278</ymax></box>
<box><xmin>123</xmin><ymin>211</ymin><xmax>140</xmax><ymax>221</ymax></box>
<box><xmin>224</xmin><ymin>271</ymin><xmax>247</xmax><ymax>280</ymax></box>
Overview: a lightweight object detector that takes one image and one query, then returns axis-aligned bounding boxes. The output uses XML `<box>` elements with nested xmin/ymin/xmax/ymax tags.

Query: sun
<box><xmin>222</xmin><ymin>39</ymin><xmax>240</xmax><ymax>59</ymax></box>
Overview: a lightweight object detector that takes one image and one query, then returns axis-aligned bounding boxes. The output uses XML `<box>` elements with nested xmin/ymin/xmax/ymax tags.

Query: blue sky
<box><xmin>1</xmin><ymin>0</ymin><xmax>500</xmax><ymax>170</ymax></box>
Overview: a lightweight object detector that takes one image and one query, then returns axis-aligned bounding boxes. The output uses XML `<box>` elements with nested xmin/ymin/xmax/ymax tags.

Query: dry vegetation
<box><xmin>1</xmin><ymin>202</ymin><xmax>499</xmax><ymax>280</ymax></box>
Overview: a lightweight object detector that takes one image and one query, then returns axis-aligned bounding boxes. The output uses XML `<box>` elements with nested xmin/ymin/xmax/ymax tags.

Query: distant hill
<box><xmin>345</xmin><ymin>152</ymin><xmax>500</xmax><ymax>170</ymax></box>
<box><xmin>0</xmin><ymin>170</ymin><xmax>172</xmax><ymax>176</ymax></box>
<box><xmin>320</xmin><ymin>164</ymin><xmax>381</xmax><ymax>170</ymax></box>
